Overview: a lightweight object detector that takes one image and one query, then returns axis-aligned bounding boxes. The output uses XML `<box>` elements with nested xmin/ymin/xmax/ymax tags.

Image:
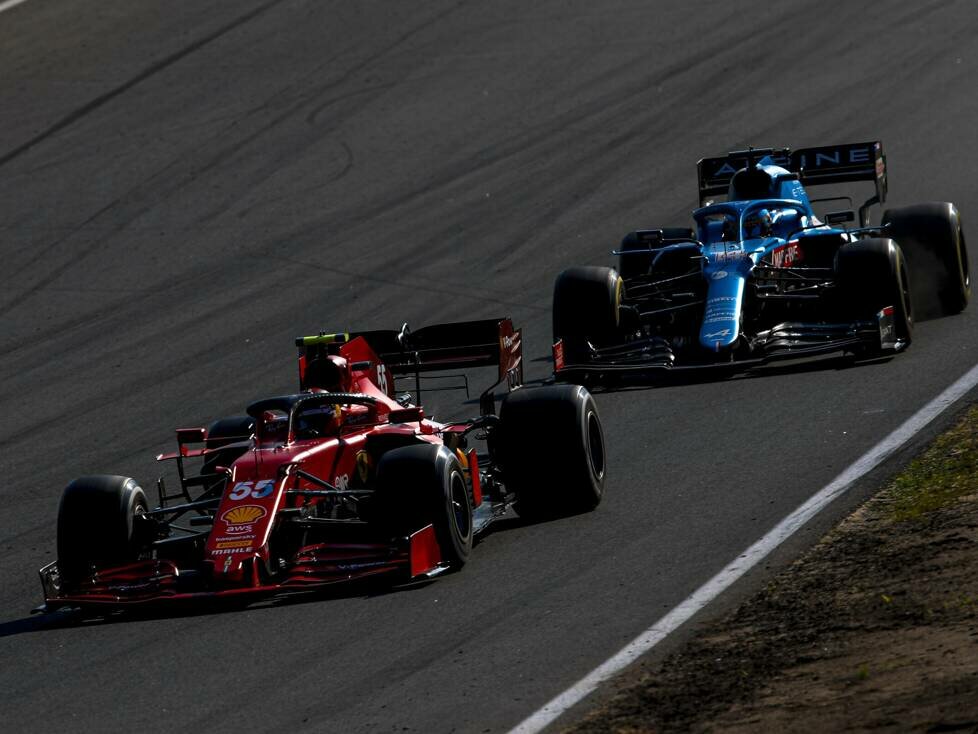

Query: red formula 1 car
<box><xmin>37</xmin><ymin>318</ymin><xmax>606</xmax><ymax>612</ymax></box>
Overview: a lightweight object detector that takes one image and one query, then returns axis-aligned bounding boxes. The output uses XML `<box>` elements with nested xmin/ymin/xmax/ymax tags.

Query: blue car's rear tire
<box><xmin>618</xmin><ymin>228</ymin><xmax>695</xmax><ymax>279</ymax></box>
<box><xmin>882</xmin><ymin>202</ymin><xmax>970</xmax><ymax>316</ymax></box>
<box><xmin>552</xmin><ymin>266</ymin><xmax>622</xmax><ymax>358</ymax></box>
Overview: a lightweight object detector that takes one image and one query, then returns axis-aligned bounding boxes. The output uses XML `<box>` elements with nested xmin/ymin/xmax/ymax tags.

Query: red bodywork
<box><xmin>39</xmin><ymin>318</ymin><xmax>523</xmax><ymax>610</ymax></box>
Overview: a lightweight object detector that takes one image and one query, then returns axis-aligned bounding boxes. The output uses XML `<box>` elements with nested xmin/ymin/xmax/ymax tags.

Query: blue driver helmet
<box><xmin>744</xmin><ymin>208</ymin><xmax>773</xmax><ymax>238</ymax></box>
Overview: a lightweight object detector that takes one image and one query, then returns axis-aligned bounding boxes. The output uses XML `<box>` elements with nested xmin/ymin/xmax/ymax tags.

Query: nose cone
<box><xmin>699</xmin><ymin>272</ymin><xmax>745</xmax><ymax>351</ymax></box>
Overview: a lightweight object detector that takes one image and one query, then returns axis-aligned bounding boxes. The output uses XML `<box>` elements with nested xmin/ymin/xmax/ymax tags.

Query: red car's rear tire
<box><xmin>497</xmin><ymin>384</ymin><xmax>605</xmax><ymax>521</ymax></box>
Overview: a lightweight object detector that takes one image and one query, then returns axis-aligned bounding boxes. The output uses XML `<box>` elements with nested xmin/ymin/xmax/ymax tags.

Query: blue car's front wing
<box><xmin>553</xmin><ymin>309</ymin><xmax>903</xmax><ymax>384</ymax></box>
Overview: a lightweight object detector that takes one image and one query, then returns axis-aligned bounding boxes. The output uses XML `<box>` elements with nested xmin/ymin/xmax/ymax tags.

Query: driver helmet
<box><xmin>303</xmin><ymin>355</ymin><xmax>350</xmax><ymax>392</ymax></box>
<box><xmin>745</xmin><ymin>209</ymin><xmax>773</xmax><ymax>238</ymax></box>
<box><xmin>295</xmin><ymin>404</ymin><xmax>341</xmax><ymax>439</ymax></box>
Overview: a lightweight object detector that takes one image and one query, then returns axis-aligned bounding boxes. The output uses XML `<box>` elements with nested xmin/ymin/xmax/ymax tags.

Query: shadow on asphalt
<box><xmin>0</xmin><ymin>511</ymin><xmax>563</xmax><ymax>636</ymax></box>
<box><xmin>577</xmin><ymin>347</ymin><xmax>923</xmax><ymax>394</ymax></box>
<box><xmin>1</xmin><ymin>576</ymin><xmax>433</xmax><ymax>634</ymax></box>
<box><xmin>524</xmin><ymin>308</ymin><xmax>960</xmax><ymax>396</ymax></box>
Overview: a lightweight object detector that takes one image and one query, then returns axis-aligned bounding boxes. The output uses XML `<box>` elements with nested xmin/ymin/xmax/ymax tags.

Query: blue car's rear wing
<box><xmin>697</xmin><ymin>141</ymin><xmax>887</xmax><ymax>216</ymax></box>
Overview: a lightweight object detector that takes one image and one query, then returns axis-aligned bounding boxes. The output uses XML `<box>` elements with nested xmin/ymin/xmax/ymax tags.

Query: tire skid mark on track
<box><xmin>0</xmin><ymin>2</ymin><xmax>300</xmax><ymax>291</ymax></box>
<box><xmin>744</xmin><ymin>66</ymin><xmax>904</xmax><ymax>160</ymax></box>
<box><xmin>264</xmin><ymin>3</ymin><xmax>834</xmax><ymax>262</ymax></box>
<box><xmin>145</xmin><ymin>1</ymin><xmax>467</xmax><ymax>229</ymax></box>
<box><xmin>0</xmin><ymin>193</ymin><xmax>128</xmax><ymax>292</ymax></box>
<box><xmin>248</xmin><ymin>253</ymin><xmax>549</xmax><ymax>313</ymax></box>
<box><xmin>304</xmin><ymin>84</ymin><xmax>396</xmax><ymax>127</ymax></box>
<box><xmin>881</xmin><ymin>0</ymin><xmax>958</xmax><ymax>33</ymax></box>
<box><xmin>232</xmin><ymin>140</ymin><xmax>356</xmax><ymax>221</ymax></box>
<box><xmin>0</xmin><ymin>3</ymin><xmax>470</xmax><ymax>318</ymax></box>
<box><xmin>0</xmin><ymin>268</ymin><xmax>296</xmax><ymax>387</ymax></box>
<box><xmin>4</xmin><ymin>2</ymin><xmax>978</xmax><ymax>732</ymax></box>
<box><xmin>265</xmin><ymin>76</ymin><xmax>724</xmax><ymax>267</ymax></box>
<box><xmin>0</xmin><ymin>111</ymin><xmax>243</xmax><ymax>191</ymax></box>
<box><xmin>0</xmin><ymin>258</ymin><xmax>222</xmax><ymax>363</ymax></box>
<box><xmin>0</xmin><ymin>0</ymin><xmax>289</xmax><ymax>172</ymax></box>
<box><xmin>2</xmin><ymin>57</ymin><xmax>597</xmax><ymax>344</ymax></box>
<box><xmin>189</xmin><ymin>3</ymin><xmax>475</xmax><ymax>224</ymax></box>
<box><xmin>0</xmin><ymin>267</ymin><xmax>307</xmax><ymax>435</ymax></box>
<box><xmin>235</xmin><ymin>10</ymin><xmax>826</xmax><ymax>304</ymax></box>
<box><xmin>0</xmin><ymin>0</ymin><xmax>811</xmax><ymax>334</ymax></box>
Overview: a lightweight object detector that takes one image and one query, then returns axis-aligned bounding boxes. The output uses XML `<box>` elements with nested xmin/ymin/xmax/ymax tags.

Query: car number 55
<box><xmin>229</xmin><ymin>480</ymin><xmax>275</xmax><ymax>501</ymax></box>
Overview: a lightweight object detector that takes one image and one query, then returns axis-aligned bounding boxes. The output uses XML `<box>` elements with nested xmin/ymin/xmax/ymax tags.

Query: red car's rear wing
<box><xmin>296</xmin><ymin>318</ymin><xmax>523</xmax><ymax>414</ymax></box>
<box><xmin>697</xmin><ymin>141</ymin><xmax>887</xmax><ymax>221</ymax></box>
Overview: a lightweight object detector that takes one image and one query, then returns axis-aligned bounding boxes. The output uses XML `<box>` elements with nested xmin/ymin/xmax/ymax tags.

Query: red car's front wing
<box><xmin>38</xmin><ymin>525</ymin><xmax>444</xmax><ymax>612</ymax></box>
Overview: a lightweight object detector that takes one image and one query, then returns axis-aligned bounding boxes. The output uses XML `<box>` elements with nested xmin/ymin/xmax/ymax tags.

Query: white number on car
<box><xmin>228</xmin><ymin>479</ymin><xmax>275</xmax><ymax>500</ymax></box>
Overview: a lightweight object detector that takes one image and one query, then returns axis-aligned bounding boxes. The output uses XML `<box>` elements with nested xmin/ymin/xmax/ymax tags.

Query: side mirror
<box><xmin>389</xmin><ymin>407</ymin><xmax>424</xmax><ymax>424</ymax></box>
<box><xmin>825</xmin><ymin>210</ymin><xmax>856</xmax><ymax>225</ymax></box>
<box><xmin>176</xmin><ymin>427</ymin><xmax>206</xmax><ymax>445</ymax></box>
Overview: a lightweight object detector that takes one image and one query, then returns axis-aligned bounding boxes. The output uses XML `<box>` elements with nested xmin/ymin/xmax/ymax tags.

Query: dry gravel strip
<box><xmin>568</xmin><ymin>404</ymin><xmax>978</xmax><ymax>734</ymax></box>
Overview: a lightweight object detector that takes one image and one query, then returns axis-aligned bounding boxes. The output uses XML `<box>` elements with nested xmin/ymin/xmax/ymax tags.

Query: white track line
<box><xmin>510</xmin><ymin>360</ymin><xmax>978</xmax><ymax>734</ymax></box>
<box><xmin>0</xmin><ymin>0</ymin><xmax>32</xmax><ymax>14</ymax></box>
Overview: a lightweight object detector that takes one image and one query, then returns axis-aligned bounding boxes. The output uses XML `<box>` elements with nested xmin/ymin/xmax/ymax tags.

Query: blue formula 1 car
<box><xmin>552</xmin><ymin>141</ymin><xmax>970</xmax><ymax>383</ymax></box>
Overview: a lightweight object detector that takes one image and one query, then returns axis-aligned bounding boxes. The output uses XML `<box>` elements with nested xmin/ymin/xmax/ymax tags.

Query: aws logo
<box><xmin>221</xmin><ymin>505</ymin><xmax>266</xmax><ymax>533</ymax></box>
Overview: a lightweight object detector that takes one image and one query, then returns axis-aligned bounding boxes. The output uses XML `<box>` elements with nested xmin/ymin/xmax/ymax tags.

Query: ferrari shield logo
<box><xmin>356</xmin><ymin>450</ymin><xmax>371</xmax><ymax>484</ymax></box>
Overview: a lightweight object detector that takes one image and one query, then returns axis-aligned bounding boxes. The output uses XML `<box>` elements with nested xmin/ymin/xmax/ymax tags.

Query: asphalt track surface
<box><xmin>2</xmin><ymin>2</ymin><xmax>978</xmax><ymax>731</ymax></box>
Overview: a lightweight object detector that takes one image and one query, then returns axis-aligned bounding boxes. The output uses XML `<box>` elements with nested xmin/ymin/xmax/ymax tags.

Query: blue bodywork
<box><xmin>552</xmin><ymin>141</ymin><xmax>904</xmax><ymax>382</ymax></box>
<box><xmin>674</xmin><ymin>159</ymin><xmax>842</xmax><ymax>350</ymax></box>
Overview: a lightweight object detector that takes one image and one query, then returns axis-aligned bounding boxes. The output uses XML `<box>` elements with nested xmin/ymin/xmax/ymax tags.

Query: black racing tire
<box><xmin>204</xmin><ymin>416</ymin><xmax>255</xmax><ymax>450</ymax></box>
<box><xmin>56</xmin><ymin>475</ymin><xmax>149</xmax><ymax>588</ymax></box>
<box><xmin>882</xmin><ymin>202</ymin><xmax>970</xmax><ymax>316</ymax></box>
<box><xmin>374</xmin><ymin>444</ymin><xmax>472</xmax><ymax>568</ymax></box>
<box><xmin>202</xmin><ymin>415</ymin><xmax>254</xmax><ymax>476</ymax></box>
<box><xmin>496</xmin><ymin>384</ymin><xmax>605</xmax><ymax>521</ymax></box>
<box><xmin>835</xmin><ymin>238</ymin><xmax>913</xmax><ymax>351</ymax></box>
<box><xmin>552</xmin><ymin>266</ymin><xmax>622</xmax><ymax>352</ymax></box>
<box><xmin>618</xmin><ymin>228</ymin><xmax>695</xmax><ymax>279</ymax></box>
